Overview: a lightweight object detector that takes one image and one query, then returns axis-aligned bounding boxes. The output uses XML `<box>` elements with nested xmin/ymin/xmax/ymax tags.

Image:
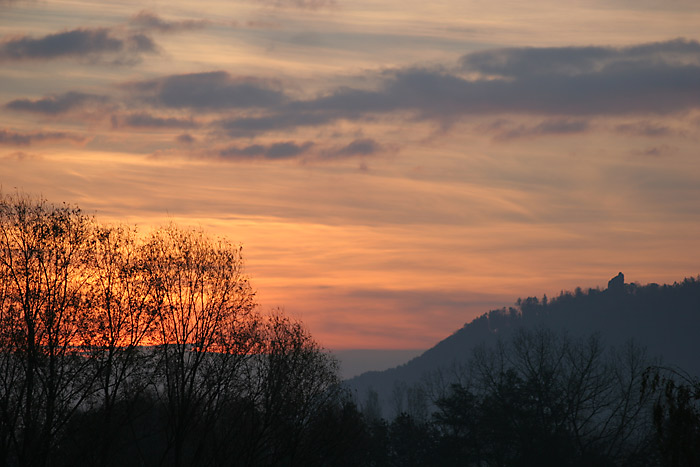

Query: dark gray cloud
<box><xmin>358</xmin><ymin>58</ymin><xmax>700</xmax><ymax>117</ymax></box>
<box><xmin>327</xmin><ymin>138</ymin><xmax>381</xmax><ymax>157</ymax></box>
<box><xmin>218</xmin><ymin>138</ymin><xmax>379</xmax><ymax>162</ymax></box>
<box><xmin>5</xmin><ymin>92</ymin><xmax>109</xmax><ymax>115</ymax></box>
<box><xmin>112</xmin><ymin>112</ymin><xmax>197</xmax><ymax>129</ymax></box>
<box><xmin>0</xmin><ymin>27</ymin><xmax>156</xmax><ymax>62</ymax></box>
<box><xmin>115</xmin><ymin>38</ymin><xmax>700</xmax><ymax>142</ymax></box>
<box><xmin>127</xmin><ymin>34</ymin><xmax>157</xmax><ymax>53</ymax></box>
<box><xmin>219</xmin><ymin>86</ymin><xmax>390</xmax><ymax>135</ymax></box>
<box><xmin>219</xmin><ymin>141</ymin><xmax>313</xmax><ymax>160</ymax></box>
<box><xmin>0</xmin><ymin>129</ymin><xmax>84</xmax><ymax>146</ymax></box>
<box><xmin>129</xmin><ymin>11</ymin><xmax>211</xmax><ymax>32</ymax></box>
<box><xmin>460</xmin><ymin>37</ymin><xmax>700</xmax><ymax>77</ymax></box>
<box><xmin>219</xmin><ymin>38</ymin><xmax>700</xmax><ymax>136</ymax></box>
<box><xmin>125</xmin><ymin>71</ymin><xmax>287</xmax><ymax>110</ymax></box>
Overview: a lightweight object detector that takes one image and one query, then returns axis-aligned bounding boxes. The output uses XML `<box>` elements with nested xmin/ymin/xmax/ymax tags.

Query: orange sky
<box><xmin>2</xmin><ymin>0</ymin><xmax>700</xmax><ymax>350</ymax></box>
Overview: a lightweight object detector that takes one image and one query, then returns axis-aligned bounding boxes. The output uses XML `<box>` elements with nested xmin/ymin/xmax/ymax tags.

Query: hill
<box><xmin>344</xmin><ymin>273</ymin><xmax>700</xmax><ymax>417</ymax></box>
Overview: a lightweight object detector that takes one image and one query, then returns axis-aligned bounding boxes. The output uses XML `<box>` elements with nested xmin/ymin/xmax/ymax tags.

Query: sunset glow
<box><xmin>2</xmin><ymin>0</ymin><xmax>700</xmax><ymax>350</ymax></box>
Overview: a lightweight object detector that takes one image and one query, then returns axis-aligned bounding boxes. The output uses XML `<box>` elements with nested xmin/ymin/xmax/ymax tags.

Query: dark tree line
<box><xmin>354</xmin><ymin>328</ymin><xmax>700</xmax><ymax>467</ymax></box>
<box><xmin>0</xmin><ymin>194</ymin><xmax>354</xmax><ymax>467</ymax></box>
<box><xmin>643</xmin><ymin>367</ymin><xmax>700</xmax><ymax>467</ymax></box>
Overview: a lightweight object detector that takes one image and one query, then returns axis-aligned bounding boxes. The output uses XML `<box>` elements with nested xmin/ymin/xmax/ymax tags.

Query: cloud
<box><xmin>127</xmin><ymin>34</ymin><xmax>157</xmax><ymax>53</ymax></box>
<box><xmin>256</xmin><ymin>0</ymin><xmax>337</xmax><ymax>10</ymax></box>
<box><xmin>0</xmin><ymin>0</ymin><xmax>33</xmax><ymax>5</ymax></box>
<box><xmin>219</xmin><ymin>141</ymin><xmax>314</xmax><ymax>160</ymax></box>
<box><xmin>0</xmin><ymin>27</ymin><xmax>156</xmax><ymax>63</ymax></box>
<box><xmin>5</xmin><ymin>92</ymin><xmax>110</xmax><ymax>115</ymax></box>
<box><xmin>124</xmin><ymin>71</ymin><xmax>287</xmax><ymax>110</ymax></box>
<box><xmin>494</xmin><ymin>119</ymin><xmax>590</xmax><ymax>140</ymax></box>
<box><xmin>0</xmin><ymin>129</ymin><xmax>85</xmax><ymax>146</ymax></box>
<box><xmin>224</xmin><ymin>38</ymin><xmax>700</xmax><ymax>137</ymax></box>
<box><xmin>216</xmin><ymin>138</ymin><xmax>380</xmax><ymax>162</ymax></box>
<box><xmin>244</xmin><ymin>20</ymin><xmax>282</xmax><ymax>29</ymax></box>
<box><xmin>220</xmin><ymin>112</ymin><xmax>331</xmax><ymax>136</ymax></box>
<box><xmin>632</xmin><ymin>145</ymin><xmax>677</xmax><ymax>157</ymax></box>
<box><xmin>460</xmin><ymin>38</ymin><xmax>700</xmax><ymax>78</ymax></box>
<box><xmin>614</xmin><ymin>121</ymin><xmax>674</xmax><ymax>137</ymax></box>
<box><xmin>325</xmin><ymin>138</ymin><xmax>381</xmax><ymax>157</ymax></box>
<box><xmin>126</xmin><ymin>39</ymin><xmax>700</xmax><ymax>141</ymax></box>
<box><xmin>129</xmin><ymin>11</ymin><xmax>211</xmax><ymax>32</ymax></box>
<box><xmin>176</xmin><ymin>134</ymin><xmax>196</xmax><ymax>144</ymax></box>
<box><xmin>111</xmin><ymin>112</ymin><xmax>198</xmax><ymax>129</ymax></box>
<box><xmin>2</xmin><ymin>151</ymin><xmax>39</xmax><ymax>161</ymax></box>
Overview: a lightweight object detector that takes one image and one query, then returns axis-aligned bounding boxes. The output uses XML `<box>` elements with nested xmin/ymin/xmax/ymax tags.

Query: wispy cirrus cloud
<box><xmin>256</xmin><ymin>0</ymin><xmax>337</xmax><ymax>10</ymax></box>
<box><xmin>632</xmin><ymin>145</ymin><xmax>677</xmax><ymax>157</ymax></box>
<box><xmin>220</xmin><ymin>112</ymin><xmax>330</xmax><ymax>137</ymax></box>
<box><xmin>493</xmin><ymin>119</ymin><xmax>591</xmax><ymax>141</ymax></box>
<box><xmin>129</xmin><ymin>11</ymin><xmax>211</xmax><ymax>33</ymax></box>
<box><xmin>0</xmin><ymin>0</ymin><xmax>34</xmax><ymax>6</ymax></box>
<box><xmin>0</xmin><ymin>27</ymin><xmax>156</xmax><ymax>63</ymax></box>
<box><xmin>2</xmin><ymin>151</ymin><xmax>39</xmax><ymax>161</ymax></box>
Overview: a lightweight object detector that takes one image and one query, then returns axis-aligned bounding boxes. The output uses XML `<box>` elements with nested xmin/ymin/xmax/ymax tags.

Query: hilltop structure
<box><xmin>607</xmin><ymin>271</ymin><xmax>625</xmax><ymax>291</ymax></box>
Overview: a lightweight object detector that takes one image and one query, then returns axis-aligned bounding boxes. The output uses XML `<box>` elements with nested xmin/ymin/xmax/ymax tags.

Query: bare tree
<box><xmin>361</xmin><ymin>387</ymin><xmax>382</xmax><ymax>423</ymax></box>
<box><xmin>79</xmin><ymin>224</ymin><xmax>162</xmax><ymax>466</ymax></box>
<box><xmin>144</xmin><ymin>224</ymin><xmax>256</xmax><ymax>466</ymax></box>
<box><xmin>0</xmin><ymin>193</ymin><xmax>96</xmax><ymax>467</ymax></box>
<box><xmin>643</xmin><ymin>366</ymin><xmax>700</xmax><ymax>467</ymax></box>
<box><xmin>436</xmin><ymin>328</ymin><xmax>657</xmax><ymax>466</ymax></box>
<box><xmin>245</xmin><ymin>312</ymin><xmax>341</xmax><ymax>466</ymax></box>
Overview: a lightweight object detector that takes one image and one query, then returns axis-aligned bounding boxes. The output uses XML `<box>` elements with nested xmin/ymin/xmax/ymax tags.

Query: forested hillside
<box><xmin>341</xmin><ymin>275</ymin><xmax>700</xmax><ymax>466</ymax></box>
<box><xmin>346</xmin><ymin>273</ymin><xmax>700</xmax><ymax>417</ymax></box>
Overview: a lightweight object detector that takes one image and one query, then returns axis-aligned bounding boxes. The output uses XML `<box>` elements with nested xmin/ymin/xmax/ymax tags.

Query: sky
<box><xmin>2</xmin><ymin>0</ymin><xmax>700</xmax><ymax>351</ymax></box>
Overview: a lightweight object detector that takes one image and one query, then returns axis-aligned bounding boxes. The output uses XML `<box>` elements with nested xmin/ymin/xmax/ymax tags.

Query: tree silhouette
<box><xmin>81</xmin><ymin>223</ymin><xmax>161</xmax><ymax>466</ymax></box>
<box><xmin>643</xmin><ymin>367</ymin><xmax>700</xmax><ymax>467</ymax></box>
<box><xmin>0</xmin><ymin>194</ymin><xmax>350</xmax><ymax>466</ymax></box>
<box><xmin>430</xmin><ymin>329</ymin><xmax>657</xmax><ymax>466</ymax></box>
<box><xmin>143</xmin><ymin>224</ymin><xmax>257</xmax><ymax>466</ymax></box>
<box><xmin>0</xmin><ymin>194</ymin><xmax>96</xmax><ymax>467</ymax></box>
